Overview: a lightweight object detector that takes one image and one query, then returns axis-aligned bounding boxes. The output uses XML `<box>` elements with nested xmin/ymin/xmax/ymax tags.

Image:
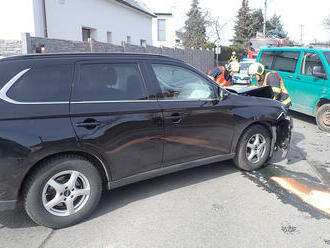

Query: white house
<box><xmin>152</xmin><ymin>12</ymin><xmax>182</xmax><ymax>48</ymax></box>
<box><xmin>0</xmin><ymin>0</ymin><xmax>155</xmax><ymax>46</ymax></box>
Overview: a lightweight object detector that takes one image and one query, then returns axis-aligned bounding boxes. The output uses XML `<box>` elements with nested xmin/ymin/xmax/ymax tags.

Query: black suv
<box><xmin>0</xmin><ymin>53</ymin><xmax>291</xmax><ymax>228</ymax></box>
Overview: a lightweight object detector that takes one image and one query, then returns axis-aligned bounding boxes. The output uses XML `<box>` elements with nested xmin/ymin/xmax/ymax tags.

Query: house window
<box><xmin>140</xmin><ymin>39</ymin><xmax>147</xmax><ymax>47</ymax></box>
<box><xmin>107</xmin><ymin>32</ymin><xmax>112</xmax><ymax>43</ymax></box>
<box><xmin>127</xmin><ymin>36</ymin><xmax>132</xmax><ymax>44</ymax></box>
<box><xmin>158</xmin><ymin>19</ymin><xmax>166</xmax><ymax>41</ymax></box>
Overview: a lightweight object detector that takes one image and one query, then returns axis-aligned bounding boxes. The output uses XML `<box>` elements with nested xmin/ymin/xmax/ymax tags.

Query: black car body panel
<box><xmin>0</xmin><ymin>53</ymin><xmax>291</xmax><ymax>210</ymax></box>
<box><xmin>226</xmin><ymin>85</ymin><xmax>274</xmax><ymax>99</ymax></box>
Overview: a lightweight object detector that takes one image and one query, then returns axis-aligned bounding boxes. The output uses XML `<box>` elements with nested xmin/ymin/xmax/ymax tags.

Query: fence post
<box><xmin>88</xmin><ymin>38</ymin><xmax>95</xmax><ymax>52</ymax></box>
<box><xmin>21</xmin><ymin>32</ymin><xmax>32</xmax><ymax>54</ymax></box>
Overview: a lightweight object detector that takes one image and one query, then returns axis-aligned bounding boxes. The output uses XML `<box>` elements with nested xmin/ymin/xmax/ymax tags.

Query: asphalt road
<box><xmin>1</xmin><ymin>110</ymin><xmax>330</xmax><ymax>248</ymax></box>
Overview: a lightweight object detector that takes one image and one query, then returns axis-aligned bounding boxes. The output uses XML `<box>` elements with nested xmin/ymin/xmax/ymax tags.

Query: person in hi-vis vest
<box><xmin>248</xmin><ymin>62</ymin><xmax>291</xmax><ymax>109</ymax></box>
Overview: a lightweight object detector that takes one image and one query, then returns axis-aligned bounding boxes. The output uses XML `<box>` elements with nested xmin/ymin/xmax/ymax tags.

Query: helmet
<box><xmin>232</xmin><ymin>51</ymin><xmax>236</xmax><ymax>55</ymax></box>
<box><xmin>226</xmin><ymin>61</ymin><xmax>240</xmax><ymax>73</ymax></box>
<box><xmin>248</xmin><ymin>63</ymin><xmax>265</xmax><ymax>76</ymax></box>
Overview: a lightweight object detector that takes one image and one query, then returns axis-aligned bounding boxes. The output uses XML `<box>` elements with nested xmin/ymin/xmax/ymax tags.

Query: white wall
<box><xmin>44</xmin><ymin>0</ymin><xmax>153</xmax><ymax>46</ymax></box>
<box><xmin>152</xmin><ymin>14</ymin><xmax>179</xmax><ymax>48</ymax></box>
<box><xmin>0</xmin><ymin>0</ymin><xmax>36</xmax><ymax>40</ymax></box>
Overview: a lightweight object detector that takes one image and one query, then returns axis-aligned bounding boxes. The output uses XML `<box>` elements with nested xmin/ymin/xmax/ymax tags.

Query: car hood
<box><xmin>226</xmin><ymin>85</ymin><xmax>283</xmax><ymax>109</ymax></box>
<box><xmin>226</xmin><ymin>85</ymin><xmax>274</xmax><ymax>99</ymax></box>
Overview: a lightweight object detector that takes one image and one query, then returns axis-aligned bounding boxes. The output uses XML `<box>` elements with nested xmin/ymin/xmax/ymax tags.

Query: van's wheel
<box><xmin>23</xmin><ymin>155</ymin><xmax>102</xmax><ymax>229</ymax></box>
<box><xmin>316</xmin><ymin>104</ymin><xmax>330</xmax><ymax>132</ymax></box>
<box><xmin>234</xmin><ymin>125</ymin><xmax>271</xmax><ymax>171</ymax></box>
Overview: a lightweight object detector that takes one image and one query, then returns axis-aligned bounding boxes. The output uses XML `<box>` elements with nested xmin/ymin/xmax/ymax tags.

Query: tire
<box><xmin>233</xmin><ymin>125</ymin><xmax>271</xmax><ymax>171</ymax></box>
<box><xmin>316</xmin><ymin>104</ymin><xmax>330</xmax><ymax>132</ymax></box>
<box><xmin>23</xmin><ymin>155</ymin><xmax>102</xmax><ymax>229</ymax></box>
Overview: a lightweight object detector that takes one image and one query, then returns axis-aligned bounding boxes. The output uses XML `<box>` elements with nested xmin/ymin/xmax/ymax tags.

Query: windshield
<box><xmin>240</xmin><ymin>62</ymin><xmax>253</xmax><ymax>71</ymax></box>
<box><xmin>250</xmin><ymin>40</ymin><xmax>276</xmax><ymax>51</ymax></box>
<box><xmin>324</xmin><ymin>52</ymin><xmax>330</xmax><ymax>66</ymax></box>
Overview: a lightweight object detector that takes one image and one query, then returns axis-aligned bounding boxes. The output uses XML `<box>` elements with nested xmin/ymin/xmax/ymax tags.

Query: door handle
<box><xmin>296</xmin><ymin>76</ymin><xmax>301</xmax><ymax>80</ymax></box>
<box><xmin>75</xmin><ymin>119</ymin><xmax>101</xmax><ymax>129</ymax></box>
<box><xmin>287</xmin><ymin>75</ymin><xmax>293</xmax><ymax>78</ymax></box>
<box><xmin>165</xmin><ymin>113</ymin><xmax>183</xmax><ymax>124</ymax></box>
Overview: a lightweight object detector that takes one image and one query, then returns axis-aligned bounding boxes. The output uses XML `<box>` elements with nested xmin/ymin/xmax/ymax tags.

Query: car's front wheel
<box><xmin>316</xmin><ymin>104</ymin><xmax>330</xmax><ymax>132</ymax></box>
<box><xmin>23</xmin><ymin>155</ymin><xmax>102</xmax><ymax>229</ymax></box>
<box><xmin>234</xmin><ymin>125</ymin><xmax>271</xmax><ymax>171</ymax></box>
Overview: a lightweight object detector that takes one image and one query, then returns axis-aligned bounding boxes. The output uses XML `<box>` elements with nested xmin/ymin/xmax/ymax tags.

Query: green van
<box><xmin>257</xmin><ymin>47</ymin><xmax>330</xmax><ymax>131</ymax></box>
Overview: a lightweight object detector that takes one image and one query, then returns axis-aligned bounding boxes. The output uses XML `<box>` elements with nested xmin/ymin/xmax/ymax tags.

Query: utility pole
<box><xmin>263</xmin><ymin>0</ymin><xmax>267</xmax><ymax>38</ymax></box>
<box><xmin>300</xmin><ymin>24</ymin><xmax>303</xmax><ymax>45</ymax></box>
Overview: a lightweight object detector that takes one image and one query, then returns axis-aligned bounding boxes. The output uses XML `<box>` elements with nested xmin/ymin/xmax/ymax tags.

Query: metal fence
<box><xmin>0</xmin><ymin>33</ymin><xmax>214</xmax><ymax>73</ymax></box>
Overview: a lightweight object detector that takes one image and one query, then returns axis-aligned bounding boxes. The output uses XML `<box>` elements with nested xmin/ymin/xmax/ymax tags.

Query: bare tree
<box><xmin>206</xmin><ymin>15</ymin><xmax>230</xmax><ymax>45</ymax></box>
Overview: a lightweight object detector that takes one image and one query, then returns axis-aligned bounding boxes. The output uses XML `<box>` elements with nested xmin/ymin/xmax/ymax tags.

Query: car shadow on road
<box><xmin>0</xmin><ymin>161</ymin><xmax>239</xmax><ymax>229</ymax></box>
<box><xmin>287</xmin><ymin>131</ymin><xmax>307</xmax><ymax>164</ymax></box>
<box><xmin>0</xmin><ymin>203</ymin><xmax>38</xmax><ymax>229</ymax></box>
<box><xmin>289</xmin><ymin>110</ymin><xmax>317</xmax><ymax>126</ymax></box>
<box><xmin>269</xmin><ymin>131</ymin><xmax>307</xmax><ymax>165</ymax></box>
<box><xmin>91</xmin><ymin>161</ymin><xmax>238</xmax><ymax>220</ymax></box>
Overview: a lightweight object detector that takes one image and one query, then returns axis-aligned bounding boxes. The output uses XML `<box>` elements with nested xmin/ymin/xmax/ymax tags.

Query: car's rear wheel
<box><xmin>23</xmin><ymin>155</ymin><xmax>102</xmax><ymax>229</ymax></box>
<box><xmin>316</xmin><ymin>104</ymin><xmax>330</xmax><ymax>132</ymax></box>
<box><xmin>234</xmin><ymin>125</ymin><xmax>271</xmax><ymax>171</ymax></box>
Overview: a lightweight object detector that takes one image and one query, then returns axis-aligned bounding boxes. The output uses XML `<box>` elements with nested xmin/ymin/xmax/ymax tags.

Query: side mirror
<box><xmin>217</xmin><ymin>87</ymin><xmax>228</xmax><ymax>101</ymax></box>
<box><xmin>312</xmin><ymin>66</ymin><xmax>327</xmax><ymax>80</ymax></box>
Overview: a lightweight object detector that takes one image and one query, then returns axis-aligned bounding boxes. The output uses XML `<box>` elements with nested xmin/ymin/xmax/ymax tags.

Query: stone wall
<box><xmin>1</xmin><ymin>34</ymin><xmax>215</xmax><ymax>72</ymax></box>
<box><xmin>0</xmin><ymin>40</ymin><xmax>22</xmax><ymax>57</ymax></box>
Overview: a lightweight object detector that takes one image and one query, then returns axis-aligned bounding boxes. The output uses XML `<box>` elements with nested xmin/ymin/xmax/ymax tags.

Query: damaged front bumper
<box><xmin>270</xmin><ymin>111</ymin><xmax>293</xmax><ymax>159</ymax></box>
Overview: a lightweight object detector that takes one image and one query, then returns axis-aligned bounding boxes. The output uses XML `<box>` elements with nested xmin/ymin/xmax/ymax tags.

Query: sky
<box><xmin>142</xmin><ymin>0</ymin><xmax>330</xmax><ymax>45</ymax></box>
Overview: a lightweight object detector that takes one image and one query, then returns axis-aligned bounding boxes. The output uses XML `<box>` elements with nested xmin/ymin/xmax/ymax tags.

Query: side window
<box><xmin>151</xmin><ymin>64</ymin><xmax>216</xmax><ymax>100</ymax></box>
<box><xmin>300</xmin><ymin>52</ymin><xmax>325</xmax><ymax>76</ymax></box>
<box><xmin>7</xmin><ymin>65</ymin><xmax>72</xmax><ymax>102</ymax></box>
<box><xmin>272</xmin><ymin>51</ymin><xmax>300</xmax><ymax>73</ymax></box>
<box><xmin>75</xmin><ymin>63</ymin><xmax>146</xmax><ymax>101</ymax></box>
<box><xmin>259</xmin><ymin>52</ymin><xmax>274</xmax><ymax>69</ymax></box>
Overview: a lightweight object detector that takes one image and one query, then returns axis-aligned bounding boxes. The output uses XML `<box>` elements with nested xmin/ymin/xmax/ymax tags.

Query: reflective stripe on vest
<box><xmin>282</xmin><ymin>97</ymin><xmax>291</xmax><ymax>106</ymax></box>
<box><xmin>272</xmin><ymin>87</ymin><xmax>282</xmax><ymax>93</ymax></box>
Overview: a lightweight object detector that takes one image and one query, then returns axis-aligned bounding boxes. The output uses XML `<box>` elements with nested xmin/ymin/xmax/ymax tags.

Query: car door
<box><xmin>272</xmin><ymin>51</ymin><xmax>300</xmax><ymax>105</ymax></box>
<box><xmin>147</xmin><ymin>62</ymin><xmax>235</xmax><ymax>167</ymax></box>
<box><xmin>70</xmin><ymin>60</ymin><xmax>164</xmax><ymax>181</ymax></box>
<box><xmin>292</xmin><ymin>52</ymin><xmax>328</xmax><ymax>115</ymax></box>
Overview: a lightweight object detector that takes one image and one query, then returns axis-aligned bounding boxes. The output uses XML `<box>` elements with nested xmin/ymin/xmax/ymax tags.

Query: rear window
<box><xmin>324</xmin><ymin>52</ymin><xmax>330</xmax><ymax>66</ymax></box>
<box><xmin>259</xmin><ymin>51</ymin><xmax>300</xmax><ymax>73</ymax></box>
<box><xmin>73</xmin><ymin>63</ymin><xmax>147</xmax><ymax>101</ymax></box>
<box><xmin>6</xmin><ymin>64</ymin><xmax>73</xmax><ymax>102</ymax></box>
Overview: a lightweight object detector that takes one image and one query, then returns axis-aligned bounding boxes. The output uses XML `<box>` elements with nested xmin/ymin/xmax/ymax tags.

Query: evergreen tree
<box><xmin>266</xmin><ymin>14</ymin><xmax>288</xmax><ymax>39</ymax></box>
<box><xmin>182</xmin><ymin>0</ymin><xmax>208</xmax><ymax>49</ymax></box>
<box><xmin>250</xmin><ymin>9</ymin><xmax>264</xmax><ymax>37</ymax></box>
<box><xmin>233</xmin><ymin>0</ymin><xmax>253</xmax><ymax>45</ymax></box>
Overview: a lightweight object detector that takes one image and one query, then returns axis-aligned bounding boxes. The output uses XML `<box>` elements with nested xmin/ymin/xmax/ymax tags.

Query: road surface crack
<box><xmin>38</xmin><ymin>230</ymin><xmax>55</xmax><ymax>248</ymax></box>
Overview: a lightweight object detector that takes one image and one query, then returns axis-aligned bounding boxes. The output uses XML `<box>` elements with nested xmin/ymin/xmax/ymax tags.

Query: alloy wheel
<box><xmin>42</xmin><ymin>170</ymin><xmax>91</xmax><ymax>217</ymax></box>
<box><xmin>246</xmin><ymin>133</ymin><xmax>267</xmax><ymax>164</ymax></box>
